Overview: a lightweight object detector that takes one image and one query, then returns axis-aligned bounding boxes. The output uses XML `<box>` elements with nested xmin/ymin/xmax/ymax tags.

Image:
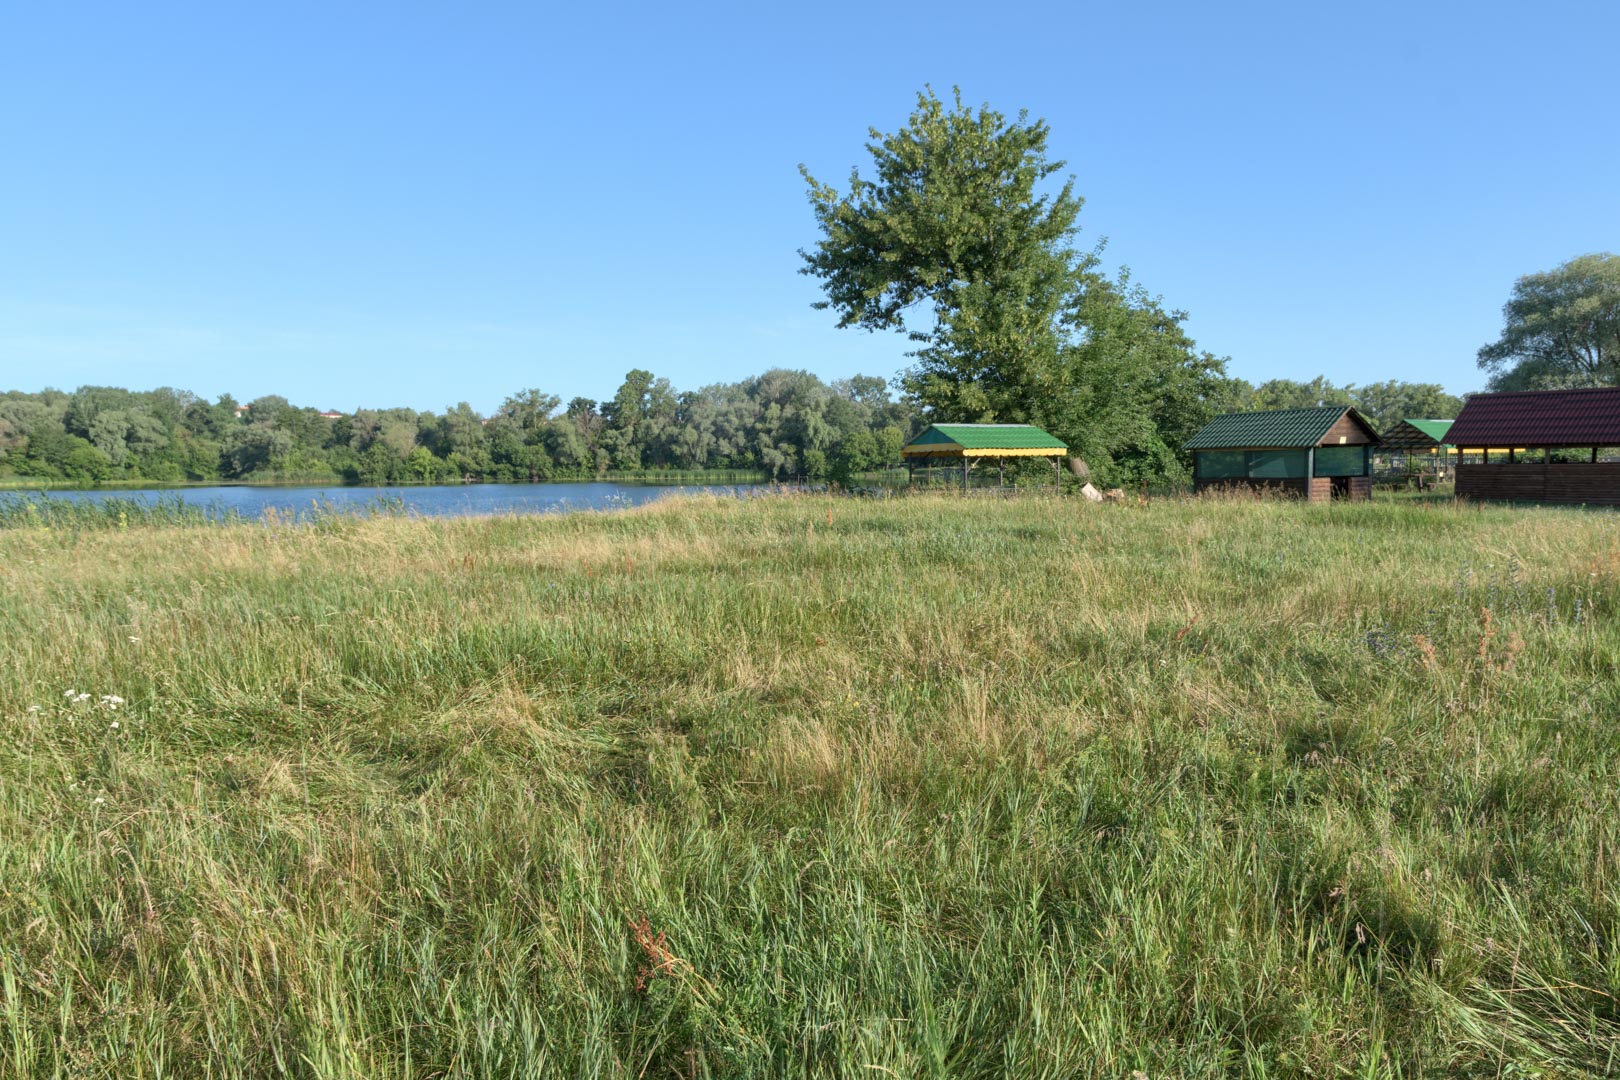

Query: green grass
<box><xmin>1</xmin><ymin>492</ymin><xmax>1617</xmax><ymax>1077</ymax></box>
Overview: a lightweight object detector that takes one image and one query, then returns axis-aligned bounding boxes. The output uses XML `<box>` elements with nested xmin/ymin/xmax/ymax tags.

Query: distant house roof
<box><xmin>317</xmin><ymin>411</ymin><xmax>344</xmax><ymax>419</ymax></box>
<box><xmin>1380</xmin><ymin>418</ymin><xmax>1454</xmax><ymax>449</ymax></box>
<box><xmin>1447</xmin><ymin>388</ymin><xmax>1620</xmax><ymax>448</ymax></box>
<box><xmin>901</xmin><ymin>423</ymin><xmax>1068</xmax><ymax>457</ymax></box>
<box><xmin>1184</xmin><ymin>406</ymin><xmax>1378</xmax><ymax>450</ymax></box>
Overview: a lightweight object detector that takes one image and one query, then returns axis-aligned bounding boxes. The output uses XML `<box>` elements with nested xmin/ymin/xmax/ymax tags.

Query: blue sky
<box><xmin>2</xmin><ymin>1</ymin><xmax>1615</xmax><ymax>413</ymax></box>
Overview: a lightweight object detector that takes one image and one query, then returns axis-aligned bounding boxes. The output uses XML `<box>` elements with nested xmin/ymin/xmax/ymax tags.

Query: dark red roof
<box><xmin>1447</xmin><ymin>387</ymin><xmax>1620</xmax><ymax>448</ymax></box>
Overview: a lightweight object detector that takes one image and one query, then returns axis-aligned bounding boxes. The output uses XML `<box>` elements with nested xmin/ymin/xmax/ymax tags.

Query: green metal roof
<box><xmin>1402</xmin><ymin>419</ymin><xmax>1453</xmax><ymax>443</ymax></box>
<box><xmin>1378</xmin><ymin>418</ymin><xmax>1455</xmax><ymax>450</ymax></box>
<box><xmin>1184</xmin><ymin>406</ymin><xmax>1371</xmax><ymax>450</ymax></box>
<box><xmin>903</xmin><ymin>423</ymin><xmax>1068</xmax><ymax>451</ymax></box>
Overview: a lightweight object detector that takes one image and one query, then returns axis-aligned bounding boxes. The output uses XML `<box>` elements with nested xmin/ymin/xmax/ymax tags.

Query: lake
<box><xmin>6</xmin><ymin>481</ymin><xmax>767</xmax><ymax>519</ymax></box>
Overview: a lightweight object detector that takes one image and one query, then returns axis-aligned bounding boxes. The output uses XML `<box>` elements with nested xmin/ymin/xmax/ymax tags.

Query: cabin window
<box><xmin>1313</xmin><ymin>445</ymin><xmax>1366</xmax><ymax>477</ymax></box>
<box><xmin>1248</xmin><ymin>450</ymin><xmax>1308</xmax><ymax>479</ymax></box>
<box><xmin>1198</xmin><ymin>451</ymin><xmax>1246</xmax><ymax>478</ymax></box>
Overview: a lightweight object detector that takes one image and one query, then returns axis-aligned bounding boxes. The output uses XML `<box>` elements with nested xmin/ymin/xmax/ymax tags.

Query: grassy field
<box><xmin>1</xmin><ymin>492</ymin><xmax>1617</xmax><ymax>1077</ymax></box>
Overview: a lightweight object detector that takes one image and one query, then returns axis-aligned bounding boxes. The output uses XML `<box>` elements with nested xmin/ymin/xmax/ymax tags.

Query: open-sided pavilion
<box><xmin>900</xmin><ymin>424</ymin><xmax>1069</xmax><ymax>491</ymax></box>
<box><xmin>1380</xmin><ymin>419</ymin><xmax>1456</xmax><ymax>481</ymax></box>
<box><xmin>1449</xmin><ymin>388</ymin><xmax>1620</xmax><ymax>506</ymax></box>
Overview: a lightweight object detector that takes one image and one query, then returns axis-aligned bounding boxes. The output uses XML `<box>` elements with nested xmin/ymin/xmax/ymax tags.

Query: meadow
<box><xmin>0</xmin><ymin>492</ymin><xmax>1617</xmax><ymax>1077</ymax></box>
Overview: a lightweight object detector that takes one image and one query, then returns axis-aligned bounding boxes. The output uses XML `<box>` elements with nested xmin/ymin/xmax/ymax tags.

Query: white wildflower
<box><xmin>75</xmin><ymin>693</ymin><xmax>91</xmax><ymax>704</ymax></box>
<box><xmin>27</xmin><ymin>705</ymin><xmax>40</xmax><ymax>714</ymax></box>
<box><xmin>128</xmin><ymin>636</ymin><xmax>140</xmax><ymax>643</ymax></box>
<box><xmin>93</xmin><ymin>797</ymin><xmax>104</xmax><ymax>804</ymax></box>
<box><xmin>110</xmin><ymin>721</ymin><xmax>119</xmax><ymax>730</ymax></box>
<box><xmin>100</xmin><ymin>695</ymin><xmax>124</xmax><ymax>708</ymax></box>
<box><xmin>64</xmin><ymin>689</ymin><xmax>76</xmax><ymax>698</ymax></box>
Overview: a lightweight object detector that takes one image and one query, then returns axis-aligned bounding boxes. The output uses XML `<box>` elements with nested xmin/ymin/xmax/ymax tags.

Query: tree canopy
<box><xmin>1215</xmin><ymin>377</ymin><xmax>1463</xmax><ymax>432</ymax></box>
<box><xmin>800</xmin><ymin>87</ymin><xmax>1238</xmax><ymax>483</ymax></box>
<box><xmin>0</xmin><ymin>372</ymin><xmax>919</xmax><ymax>485</ymax></box>
<box><xmin>1478</xmin><ymin>253</ymin><xmax>1620</xmax><ymax>390</ymax></box>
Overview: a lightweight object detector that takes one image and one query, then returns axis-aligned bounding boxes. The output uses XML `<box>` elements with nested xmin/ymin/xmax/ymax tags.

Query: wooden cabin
<box><xmin>1449</xmin><ymin>388</ymin><xmax>1620</xmax><ymax>506</ymax></box>
<box><xmin>1185</xmin><ymin>406</ymin><xmax>1379</xmax><ymax>501</ymax></box>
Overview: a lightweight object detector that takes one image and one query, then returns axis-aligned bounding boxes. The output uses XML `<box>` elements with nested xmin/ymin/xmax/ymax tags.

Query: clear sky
<box><xmin>2</xmin><ymin>1</ymin><xmax>1615</xmax><ymax>413</ymax></box>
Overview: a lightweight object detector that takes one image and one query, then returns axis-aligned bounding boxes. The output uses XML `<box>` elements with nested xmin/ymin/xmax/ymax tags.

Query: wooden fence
<box><xmin>1456</xmin><ymin>463</ymin><xmax>1620</xmax><ymax>506</ymax></box>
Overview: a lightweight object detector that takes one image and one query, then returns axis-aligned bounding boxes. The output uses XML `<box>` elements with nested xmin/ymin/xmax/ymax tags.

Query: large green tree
<box><xmin>1478</xmin><ymin>253</ymin><xmax>1620</xmax><ymax>390</ymax></box>
<box><xmin>800</xmin><ymin>88</ymin><xmax>1231</xmax><ymax>482</ymax></box>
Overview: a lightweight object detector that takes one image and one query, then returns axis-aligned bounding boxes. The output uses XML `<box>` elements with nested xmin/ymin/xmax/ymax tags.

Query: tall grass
<box><xmin>0</xmin><ymin>494</ymin><xmax>413</xmax><ymax>531</ymax></box>
<box><xmin>1</xmin><ymin>493</ymin><xmax>1617</xmax><ymax>1077</ymax></box>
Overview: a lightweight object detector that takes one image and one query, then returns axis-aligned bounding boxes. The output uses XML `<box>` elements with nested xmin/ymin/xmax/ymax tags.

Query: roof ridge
<box><xmin>1235</xmin><ymin>405</ymin><xmax>1346</xmax><ymax>413</ymax></box>
<box><xmin>1470</xmin><ymin>387</ymin><xmax>1620</xmax><ymax>397</ymax></box>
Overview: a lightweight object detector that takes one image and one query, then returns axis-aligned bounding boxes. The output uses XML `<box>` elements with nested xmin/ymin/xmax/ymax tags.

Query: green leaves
<box><xmin>801</xmin><ymin>88</ymin><xmax>1233</xmax><ymax>485</ymax></box>
<box><xmin>1478</xmin><ymin>253</ymin><xmax>1620</xmax><ymax>390</ymax></box>
<box><xmin>799</xmin><ymin>86</ymin><xmax>1081</xmax><ymax>336</ymax></box>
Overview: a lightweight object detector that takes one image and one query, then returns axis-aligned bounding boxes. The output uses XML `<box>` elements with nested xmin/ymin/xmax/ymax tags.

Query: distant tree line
<box><xmin>1225</xmin><ymin>377</ymin><xmax>1464</xmax><ymax>429</ymax></box>
<box><xmin>0</xmin><ymin>369</ymin><xmax>1464</xmax><ymax>487</ymax></box>
<box><xmin>0</xmin><ymin>370</ymin><xmax>919</xmax><ymax>485</ymax></box>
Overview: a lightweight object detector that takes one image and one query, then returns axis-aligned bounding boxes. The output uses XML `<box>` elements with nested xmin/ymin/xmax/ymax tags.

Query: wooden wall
<box><xmin>1321</xmin><ymin>415</ymin><xmax>1376</xmax><ymax>446</ymax></box>
<box><xmin>1456</xmin><ymin>463</ymin><xmax>1620</xmax><ymax>506</ymax></box>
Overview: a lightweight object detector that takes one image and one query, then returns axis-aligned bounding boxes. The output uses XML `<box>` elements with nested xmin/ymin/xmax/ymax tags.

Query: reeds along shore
<box><xmin>1</xmin><ymin>492</ymin><xmax>1617</xmax><ymax>1077</ymax></box>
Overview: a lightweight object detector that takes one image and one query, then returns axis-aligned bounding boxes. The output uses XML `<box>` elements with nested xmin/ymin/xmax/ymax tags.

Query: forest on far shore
<box><xmin>0</xmin><ymin>371</ymin><xmax>1460</xmax><ymax>487</ymax></box>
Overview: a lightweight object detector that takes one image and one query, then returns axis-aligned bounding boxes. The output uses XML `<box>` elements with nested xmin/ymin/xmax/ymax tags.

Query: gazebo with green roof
<box><xmin>1380</xmin><ymin>419</ymin><xmax>1456</xmax><ymax>481</ymax></box>
<box><xmin>1184</xmin><ymin>405</ymin><xmax>1380</xmax><ymax>501</ymax></box>
<box><xmin>901</xmin><ymin>423</ymin><xmax>1069</xmax><ymax>491</ymax></box>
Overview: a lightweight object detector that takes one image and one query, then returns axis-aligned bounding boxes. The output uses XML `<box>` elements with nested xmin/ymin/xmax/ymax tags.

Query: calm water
<box><xmin>15</xmin><ymin>481</ymin><xmax>765</xmax><ymax>519</ymax></box>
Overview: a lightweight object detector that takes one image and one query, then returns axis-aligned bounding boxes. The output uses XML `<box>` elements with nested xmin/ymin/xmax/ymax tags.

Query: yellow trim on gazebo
<box><xmin>901</xmin><ymin>446</ymin><xmax>1066</xmax><ymax>458</ymax></box>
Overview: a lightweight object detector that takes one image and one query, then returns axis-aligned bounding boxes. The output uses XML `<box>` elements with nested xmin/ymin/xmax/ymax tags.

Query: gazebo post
<box><xmin>962</xmin><ymin>456</ymin><xmax>969</xmax><ymax>494</ymax></box>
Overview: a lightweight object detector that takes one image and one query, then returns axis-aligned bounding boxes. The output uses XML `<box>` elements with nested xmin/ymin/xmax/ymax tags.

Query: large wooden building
<box><xmin>1449</xmin><ymin>387</ymin><xmax>1620</xmax><ymax>506</ymax></box>
<box><xmin>1185</xmin><ymin>406</ymin><xmax>1380</xmax><ymax>501</ymax></box>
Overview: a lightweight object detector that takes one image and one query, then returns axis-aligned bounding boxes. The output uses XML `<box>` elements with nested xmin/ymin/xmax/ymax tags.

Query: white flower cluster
<box><xmin>61</xmin><ymin>690</ymin><xmax>125</xmax><ymax>710</ymax></box>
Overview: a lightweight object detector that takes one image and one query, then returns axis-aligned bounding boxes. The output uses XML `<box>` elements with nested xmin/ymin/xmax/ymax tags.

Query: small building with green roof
<box><xmin>1380</xmin><ymin>419</ymin><xmax>1457</xmax><ymax>481</ymax></box>
<box><xmin>1184</xmin><ymin>405</ymin><xmax>1380</xmax><ymax>501</ymax></box>
<box><xmin>1385</xmin><ymin>418</ymin><xmax>1454</xmax><ymax>447</ymax></box>
<box><xmin>901</xmin><ymin>423</ymin><xmax>1069</xmax><ymax>490</ymax></box>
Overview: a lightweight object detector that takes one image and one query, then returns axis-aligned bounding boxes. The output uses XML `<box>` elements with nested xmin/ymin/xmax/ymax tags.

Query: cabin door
<box><xmin>1330</xmin><ymin>476</ymin><xmax>1351</xmax><ymax>499</ymax></box>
